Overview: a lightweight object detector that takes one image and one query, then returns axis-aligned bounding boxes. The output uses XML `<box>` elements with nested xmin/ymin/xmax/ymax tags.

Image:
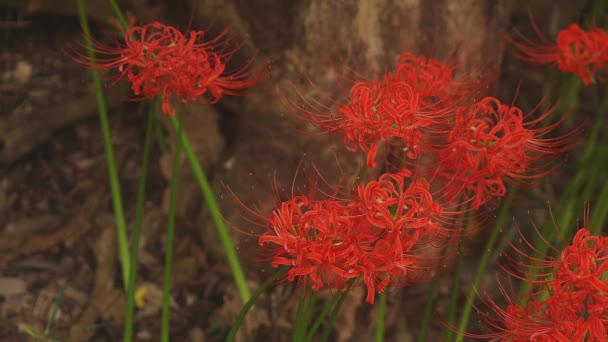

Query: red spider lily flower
<box><xmin>291</xmin><ymin>53</ymin><xmax>481</xmax><ymax>168</ymax></box>
<box><xmin>353</xmin><ymin>169</ymin><xmax>443</xmax><ymax>235</ymax></box>
<box><xmin>390</xmin><ymin>52</ymin><xmax>477</xmax><ymax>113</ymax></box>
<box><xmin>509</xmin><ymin>22</ymin><xmax>608</xmax><ymax>85</ymax></box>
<box><xmin>336</xmin><ymin>78</ymin><xmax>426</xmax><ymax>167</ymax></box>
<box><xmin>435</xmin><ymin>96</ymin><xmax>571</xmax><ymax>209</ymax></box>
<box><xmin>472</xmin><ymin>228</ymin><xmax>608</xmax><ymax>341</ymax></box>
<box><xmin>257</xmin><ymin>192</ymin><xmax>444</xmax><ymax>304</ymax></box>
<box><xmin>243</xmin><ymin>167</ymin><xmax>455</xmax><ymax>304</ymax></box>
<box><xmin>555</xmin><ymin>229</ymin><xmax>608</xmax><ymax>295</ymax></box>
<box><xmin>259</xmin><ymin>196</ymin><xmax>364</xmax><ymax>291</ymax></box>
<box><xmin>351</xmin><ymin>170</ymin><xmax>456</xmax><ymax>303</ymax></box>
<box><xmin>76</xmin><ymin>22</ymin><xmax>266</xmax><ymax>115</ymax></box>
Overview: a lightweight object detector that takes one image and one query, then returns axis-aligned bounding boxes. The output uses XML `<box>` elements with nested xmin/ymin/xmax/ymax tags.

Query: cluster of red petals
<box><xmin>78</xmin><ymin>22</ymin><xmax>266</xmax><ymax>115</ymax></box>
<box><xmin>336</xmin><ymin>78</ymin><xmax>423</xmax><ymax>167</ymax></box>
<box><xmin>258</xmin><ymin>170</ymin><xmax>447</xmax><ymax>303</ymax></box>
<box><xmin>481</xmin><ymin>229</ymin><xmax>608</xmax><ymax>341</ymax></box>
<box><xmin>510</xmin><ymin>23</ymin><xmax>608</xmax><ymax>85</ymax></box>
<box><xmin>299</xmin><ymin>53</ymin><xmax>475</xmax><ymax>168</ymax></box>
<box><xmin>255</xmin><ymin>38</ymin><xmax>575</xmax><ymax>304</ymax></box>
<box><xmin>436</xmin><ymin>97</ymin><xmax>560</xmax><ymax>209</ymax></box>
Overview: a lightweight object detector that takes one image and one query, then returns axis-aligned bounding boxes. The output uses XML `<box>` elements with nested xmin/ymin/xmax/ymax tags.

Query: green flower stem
<box><xmin>161</xmin><ymin>111</ymin><xmax>184</xmax><ymax>342</ymax></box>
<box><xmin>108</xmin><ymin>0</ymin><xmax>129</xmax><ymax>31</ymax></box>
<box><xmin>293</xmin><ymin>287</ymin><xmax>309</xmax><ymax>342</ymax></box>
<box><xmin>124</xmin><ymin>108</ymin><xmax>156</xmax><ymax>342</ymax></box>
<box><xmin>375</xmin><ymin>293</ymin><xmax>386</xmax><ymax>342</ymax></box>
<box><xmin>293</xmin><ymin>288</ymin><xmax>317</xmax><ymax>342</ymax></box>
<box><xmin>444</xmin><ymin>239</ymin><xmax>464</xmax><ymax>342</ymax></box>
<box><xmin>417</xmin><ymin>274</ymin><xmax>439</xmax><ymax>342</ymax></box>
<box><xmin>320</xmin><ymin>289</ymin><xmax>349</xmax><ymax>342</ymax></box>
<box><xmin>588</xmin><ymin>86</ymin><xmax>608</xmax><ymax>234</ymax></box>
<box><xmin>305</xmin><ymin>291</ymin><xmax>341</xmax><ymax>342</ymax></box>
<box><xmin>168</xmin><ymin>116</ymin><xmax>252</xmax><ymax>303</ymax></box>
<box><xmin>419</xmin><ymin>223</ymin><xmax>461</xmax><ymax>342</ymax></box>
<box><xmin>226</xmin><ymin>266</ymin><xmax>289</xmax><ymax>342</ymax></box>
<box><xmin>302</xmin><ymin>292</ymin><xmax>317</xmax><ymax>336</ymax></box>
<box><xmin>590</xmin><ymin>180</ymin><xmax>608</xmax><ymax>232</ymax></box>
<box><xmin>77</xmin><ymin>0</ymin><xmax>130</xmax><ymax>289</ymax></box>
<box><xmin>455</xmin><ymin>195</ymin><xmax>514</xmax><ymax>342</ymax></box>
<box><xmin>155</xmin><ymin>119</ymin><xmax>169</xmax><ymax>154</ymax></box>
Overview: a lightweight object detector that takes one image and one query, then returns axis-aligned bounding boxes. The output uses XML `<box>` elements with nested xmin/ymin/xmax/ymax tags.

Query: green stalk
<box><xmin>418</xmin><ymin>225</ymin><xmax>459</xmax><ymax>342</ymax></box>
<box><xmin>161</xmin><ymin>111</ymin><xmax>184</xmax><ymax>342</ymax></box>
<box><xmin>302</xmin><ymin>292</ymin><xmax>317</xmax><ymax>337</ymax></box>
<box><xmin>445</xmin><ymin>205</ymin><xmax>477</xmax><ymax>341</ymax></box>
<box><xmin>444</xmin><ymin>240</ymin><xmax>464</xmax><ymax>342</ymax></box>
<box><xmin>588</xmin><ymin>85</ymin><xmax>608</xmax><ymax>234</ymax></box>
<box><xmin>124</xmin><ymin>107</ymin><xmax>156</xmax><ymax>342</ymax></box>
<box><xmin>168</xmin><ymin>116</ymin><xmax>252</xmax><ymax>303</ymax></box>
<box><xmin>226</xmin><ymin>267</ymin><xmax>290</xmax><ymax>342</ymax></box>
<box><xmin>293</xmin><ymin>287</ymin><xmax>308</xmax><ymax>342</ymax></box>
<box><xmin>417</xmin><ymin>274</ymin><xmax>439</xmax><ymax>342</ymax></box>
<box><xmin>455</xmin><ymin>196</ymin><xmax>513</xmax><ymax>342</ymax></box>
<box><xmin>293</xmin><ymin>288</ymin><xmax>317</xmax><ymax>342</ymax></box>
<box><xmin>108</xmin><ymin>0</ymin><xmax>129</xmax><ymax>31</ymax></box>
<box><xmin>155</xmin><ymin>119</ymin><xmax>169</xmax><ymax>154</ymax></box>
<box><xmin>77</xmin><ymin>0</ymin><xmax>130</xmax><ymax>289</ymax></box>
<box><xmin>375</xmin><ymin>293</ymin><xmax>386</xmax><ymax>342</ymax></box>
<box><xmin>319</xmin><ymin>290</ymin><xmax>349</xmax><ymax>342</ymax></box>
<box><xmin>305</xmin><ymin>291</ymin><xmax>342</xmax><ymax>342</ymax></box>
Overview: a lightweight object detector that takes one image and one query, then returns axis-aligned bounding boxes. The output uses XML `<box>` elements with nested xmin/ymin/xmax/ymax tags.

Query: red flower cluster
<box><xmin>510</xmin><ymin>23</ymin><xmax>608</xmax><ymax>85</ymax></box>
<box><xmin>77</xmin><ymin>22</ymin><xmax>266</xmax><ymax>115</ymax></box>
<box><xmin>246</xmin><ymin>49</ymin><xmax>576</xmax><ymax>303</ymax></box>
<box><xmin>295</xmin><ymin>53</ymin><xmax>570</xmax><ymax>208</ymax></box>
<box><xmin>436</xmin><ymin>97</ymin><xmax>567</xmax><ymax>209</ymax></box>
<box><xmin>258</xmin><ymin>170</ymin><xmax>448</xmax><ymax>304</ymax></box>
<box><xmin>479</xmin><ymin>229</ymin><xmax>608</xmax><ymax>341</ymax></box>
<box><xmin>296</xmin><ymin>53</ymin><xmax>478</xmax><ymax>167</ymax></box>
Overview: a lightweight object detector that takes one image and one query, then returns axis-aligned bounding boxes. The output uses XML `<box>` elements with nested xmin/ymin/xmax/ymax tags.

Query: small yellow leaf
<box><xmin>135</xmin><ymin>286</ymin><xmax>148</xmax><ymax>308</ymax></box>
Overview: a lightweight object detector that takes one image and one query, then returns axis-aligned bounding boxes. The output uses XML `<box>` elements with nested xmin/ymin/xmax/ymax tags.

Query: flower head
<box><xmin>509</xmin><ymin>22</ymin><xmax>608</xmax><ymax>85</ymax></box>
<box><xmin>76</xmin><ymin>22</ymin><xmax>266</xmax><ymax>115</ymax></box>
<box><xmin>475</xmin><ymin>228</ymin><xmax>608</xmax><ymax>341</ymax></box>
<box><xmin>293</xmin><ymin>53</ymin><xmax>479</xmax><ymax>167</ymax></box>
<box><xmin>436</xmin><ymin>96</ymin><xmax>571</xmax><ymax>209</ymax></box>
<box><xmin>248</xmin><ymin>169</ymin><xmax>451</xmax><ymax>304</ymax></box>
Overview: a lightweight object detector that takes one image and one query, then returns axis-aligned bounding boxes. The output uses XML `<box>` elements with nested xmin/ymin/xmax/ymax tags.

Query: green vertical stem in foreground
<box><xmin>226</xmin><ymin>266</ymin><xmax>290</xmax><ymax>342</ymax></box>
<box><xmin>418</xmin><ymin>231</ymin><xmax>455</xmax><ymax>342</ymax></box>
<box><xmin>76</xmin><ymin>0</ymin><xmax>130</xmax><ymax>289</ymax></box>
<box><xmin>445</xmin><ymin>202</ymin><xmax>478</xmax><ymax>341</ymax></box>
<box><xmin>124</xmin><ymin>108</ymin><xmax>156</xmax><ymax>342</ymax></box>
<box><xmin>305</xmin><ymin>290</ymin><xmax>342</xmax><ymax>342</ymax></box>
<box><xmin>293</xmin><ymin>287</ymin><xmax>308</xmax><ymax>342</ymax></box>
<box><xmin>320</xmin><ymin>289</ymin><xmax>349</xmax><ymax>342</ymax></box>
<box><xmin>417</xmin><ymin>273</ymin><xmax>439</xmax><ymax>342</ymax></box>
<box><xmin>168</xmin><ymin>116</ymin><xmax>252</xmax><ymax>303</ymax></box>
<box><xmin>588</xmin><ymin>85</ymin><xmax>608</xmax><ymax>234</ymax></box>
<box><xmin>455</xmin><ymin>195</ymin><xmax>514</xmax><ymax>342</ymax></box>
<box><xmin>107</xmin><ymin>0</ymin><xmax>129</xmax><ymax>30</ymax></box>
<box><xmin>444</xmin><ymin>239</ymin><xmax>464</xmax><ymax>342</ymax></box>
<box><xmin>162</xmin><ymin>111</ymin><xmax>184</xmax><ymax>342</ymax></box>
<box><xmin>375</xmin><ymin>293</ymin><xmax>387</xmax><ymax>342</ymax></box>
